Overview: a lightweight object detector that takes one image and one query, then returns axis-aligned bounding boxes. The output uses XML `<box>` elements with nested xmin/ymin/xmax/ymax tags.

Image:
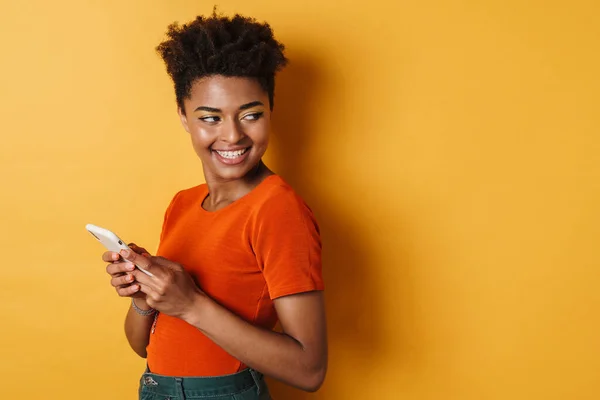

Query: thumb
<box><xmin>128</xmin><ymin>243</ymin><xmax>151</xmax><ymax>257</ymax></box>
<box><xmin>121</xmin><ymin>249</ymin><xmax>156</xmax><ymax>276</ymax></box>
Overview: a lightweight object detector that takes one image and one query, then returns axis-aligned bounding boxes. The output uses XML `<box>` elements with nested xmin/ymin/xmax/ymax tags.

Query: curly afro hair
<box><xmin>156</xmin><ymin>10</ymin><xmax>288</xmax><ymax>112</ymax></box>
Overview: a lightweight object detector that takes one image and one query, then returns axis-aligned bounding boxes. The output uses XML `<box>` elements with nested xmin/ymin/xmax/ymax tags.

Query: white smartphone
<box><xmin>86</xmin><ymin>223</ymin><xmax>153</xmax><ymax>277</ymax></box>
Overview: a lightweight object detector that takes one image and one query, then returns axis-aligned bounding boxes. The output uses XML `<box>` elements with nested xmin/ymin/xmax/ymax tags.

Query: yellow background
<box><xmin>1</xmin><ymin>1</ymin><xmax>599</xmax><ymax>399</ymax></box>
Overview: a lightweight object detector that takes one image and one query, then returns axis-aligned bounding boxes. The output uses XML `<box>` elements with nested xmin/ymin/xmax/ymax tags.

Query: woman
<box><xmin>101</xmin><ymin>11</ymin><xmax>327</xmax><ymax>400</ymax></box>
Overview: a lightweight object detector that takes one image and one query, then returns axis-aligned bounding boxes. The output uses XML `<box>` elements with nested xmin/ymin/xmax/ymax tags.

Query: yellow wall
<box><xmin>1</xmin><ymin>1</ymin><xmax>598</xmax><ymax>399</ymax></box>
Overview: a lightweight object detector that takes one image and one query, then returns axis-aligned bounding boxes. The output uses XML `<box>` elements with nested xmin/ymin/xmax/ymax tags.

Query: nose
<box><xmin>220</xmin><ymin>118</ymin><xmax>246</xmax><ymax>144</ymax></box>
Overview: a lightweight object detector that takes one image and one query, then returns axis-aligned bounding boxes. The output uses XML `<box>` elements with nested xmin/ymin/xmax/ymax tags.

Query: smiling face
<box><xmin>178</xmin><ymin>75</ymin><xmax>271</xmax><ymax>183</ymax></box>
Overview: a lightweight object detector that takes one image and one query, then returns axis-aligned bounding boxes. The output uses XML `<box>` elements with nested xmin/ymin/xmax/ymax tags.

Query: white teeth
<box><xmin>215</xmin><ymin>148</ymin><xmax>248</xmax><ymax>159</ymax></box>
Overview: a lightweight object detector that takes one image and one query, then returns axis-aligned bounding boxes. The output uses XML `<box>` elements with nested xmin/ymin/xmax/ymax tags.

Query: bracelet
<box><xmin>131</xmin><ymin>298</ymin><xmax>156</xmax><ymax>316</ymax></box>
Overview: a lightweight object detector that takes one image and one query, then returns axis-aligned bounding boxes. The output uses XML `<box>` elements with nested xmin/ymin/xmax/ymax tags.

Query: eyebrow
<box><xmin>194</xmin><ymin>101</ymin><xmax>264</xmax><ymax>113</ymax></box>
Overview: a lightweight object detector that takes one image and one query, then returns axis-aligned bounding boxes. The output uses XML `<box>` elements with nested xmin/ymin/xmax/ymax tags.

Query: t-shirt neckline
<box><xmin>198</xmin><ymin>174</ymin><xmax>280</xmax><ymax>215</ymax></box>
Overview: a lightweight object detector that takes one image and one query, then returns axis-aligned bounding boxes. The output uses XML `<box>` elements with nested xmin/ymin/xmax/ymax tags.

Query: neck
<box><xmin>203</xmin><ymin>161</ymin><xmax>272</xmax><ymax>207</ymax></box>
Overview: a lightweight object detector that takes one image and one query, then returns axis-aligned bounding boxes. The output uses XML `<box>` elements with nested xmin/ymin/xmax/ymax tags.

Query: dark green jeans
<box><xmin>139</xmin><ymin>367</ymin><xmax>271</xmax><ymax>400</ymax></box>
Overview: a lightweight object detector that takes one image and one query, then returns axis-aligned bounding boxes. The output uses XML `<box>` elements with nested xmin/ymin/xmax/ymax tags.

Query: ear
<box><xmin>178</xmin><ymin>106</ymin><xmax>191</xmax><ymax>133</ymax></box>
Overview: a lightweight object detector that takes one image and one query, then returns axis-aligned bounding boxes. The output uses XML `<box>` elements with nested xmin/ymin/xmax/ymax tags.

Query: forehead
<box><xmin>187</xmin><ymin>76</ymin><xmax>267</xmax><ymax>110</ymax></box>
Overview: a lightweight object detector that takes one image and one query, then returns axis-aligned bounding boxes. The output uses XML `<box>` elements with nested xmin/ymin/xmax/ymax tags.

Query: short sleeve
<box><xmin>252</xmin><ymin>191</ymin><xmax>324</xmax><ymax>300</ymax></box>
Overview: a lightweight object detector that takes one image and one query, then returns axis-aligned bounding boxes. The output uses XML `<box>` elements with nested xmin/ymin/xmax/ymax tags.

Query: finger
<box><xmin>111</xmin><ymin>273</ymin><xmax>135</xmax><ymax>288</ymax></box>
<box><xmin>139</xmin><ymin>287</ymin><xmax>157</xmax><ymax>309</ymax></box>
<box><xmin>137</xmin><ymin>283</ymin><xmax>159</xmax><ymax>307</ymax></box>
<box><xmin>116</xmin><ymin>283</ymin><xmax>141</xmax><ymax>297</ymax></box>
<box><xmin>131</xmin><ymin>268</ymin><xmax>163</xmax><ymax>294</ymax></box>
<box><xmin>128</xmin><ymin>243</ymin><xmax>151</xmax><ymax>257</ymax></box>
<box><xmin>137</xmin><ymin>283</ymin><xmax>158</xmax><ymax>302</ymax></box>
<box><xmin>152</xmin><ymin>256</ymin><xmax>183</xmax><ymax>271</ymax></box>
<box><xmin>131</xmin><ymin>267</ymin><xmax>155</xmax><ymax>284</ymax></box>
<box><xmin>121</xmin><ymin>249</ymin><xmax>156</xmax><ymax>275</ymax></box>
<box><xmin>106</xmin><ymin>261</ymin><xmax>136</xmax><ymax>276</ymax></box>
<box><xmin>102</xmin><ymin>251</ymin><xmax>121</xmax><ymax>263</ymax></box>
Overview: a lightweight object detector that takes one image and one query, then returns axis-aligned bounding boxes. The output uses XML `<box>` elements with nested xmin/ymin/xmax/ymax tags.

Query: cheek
<box><xmin>247</xmin><ymin>122</ymin><xmax>270</xmax><ymax>146</ymax></box>
<box><xmin>190</xmin><ymin>126</ymin><xmax>214</xmax><ymax>150</ymax></box>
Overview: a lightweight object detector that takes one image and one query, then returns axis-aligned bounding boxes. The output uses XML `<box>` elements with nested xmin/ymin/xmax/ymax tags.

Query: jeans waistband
<box><xmin>141</xmin><ymin>367</ymin><xmax>264</xmax><ymax>398</ymax></box>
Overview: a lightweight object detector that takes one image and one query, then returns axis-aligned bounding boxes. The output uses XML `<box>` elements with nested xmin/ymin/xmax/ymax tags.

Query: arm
<box><xmin>126</xmin><ymin>251</ymin><xmax>328</xmax><ymax>392</ymax></box>
<box><xmin>185</xmin><ymin>291</ymin><xmax>327</xmax><ymax>392</ymax></box>
<box><xmin>103</xmin><ymin>245</ymin><xmax>154</xmax><ymax>358</ymax></box>
<box><xmin>124</xmin><ymin>299</ymin><xmax>154</xmax><ymax>358</ymax></box>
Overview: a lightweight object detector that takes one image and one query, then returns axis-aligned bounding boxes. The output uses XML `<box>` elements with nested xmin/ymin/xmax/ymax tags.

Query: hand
<box><xmin>121</xmin><ymin>249</ymin><xmax>205</xmax><ymax>320</ymax></box>
<box><xmin>103</xmin><ymin>243</ymin><xmax>151</xmax><ymax>303</ymax></box>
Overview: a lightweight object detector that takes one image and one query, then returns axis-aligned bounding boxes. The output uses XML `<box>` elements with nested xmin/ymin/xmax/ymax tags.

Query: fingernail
<box><xmin>127</xmin><ymin>263</ymin><xmax>135</xmax><ymax>271</ymax></box>
<box><xmin>112</xmin><ymin>253</ymin><xmax>119</xmax><ymax>260</ymax></box>
<box><xmin>120</xmin><ymin>249</ymin><xmax>130</xmax><ymax>258</ymax></box>
<box><xmin>126</xmin><ymin>274</ymin><xmax>133</xmax><ymax>282</ymax></box>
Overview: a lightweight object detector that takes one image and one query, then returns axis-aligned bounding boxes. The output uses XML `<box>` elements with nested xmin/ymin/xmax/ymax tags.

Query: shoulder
<box><xmin>249</xmin><ymin>176</ymin><xmax>322</xmax><ymax>273</ymax></box>
<box><xmin>168</xmin><ymin>184</ymin><xmax>206</xmax><ymax>208</ymax></box>
<box><xmin>248</xmin><ymin>175</ymin><xmax>319</xmax><ymax>236</ymax></box>
<box><xmin>160</xmin><ymin>184</ymin><xmax>206</xmax><ymax>221</ymax></box>
<box><xmin>252</xmin><ymin>175</ymin><xmax>313</xmax><ymax>217</ymax></box>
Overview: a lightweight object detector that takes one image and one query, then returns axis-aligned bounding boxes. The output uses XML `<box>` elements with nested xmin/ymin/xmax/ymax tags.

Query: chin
<box><xmin>212</xmin><ymin>168</ymin><xmax>251</xmax><ymax>181</ymax></box>
<box><xmin>207</xmin><ymin>161</ymin><xmax>263</xmax><ymax>182</ymax></box>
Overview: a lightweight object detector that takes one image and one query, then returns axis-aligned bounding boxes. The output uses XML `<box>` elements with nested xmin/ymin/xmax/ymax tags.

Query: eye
<box><xmin>242</xmin><ymin>112</ymin><xmax>264</xmax><ymax>121</ymax></box>
<box><xmin>199</xmin><ymin>115</ymin><xmax>221</xmax><ymax>124</ymax></box>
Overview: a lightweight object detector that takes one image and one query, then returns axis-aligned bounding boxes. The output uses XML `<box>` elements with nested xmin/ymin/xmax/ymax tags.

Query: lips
<box><xmin>214</xmin><ymin>148</ymin><xmax>249</xmax><ymax>158</ymax></box>
<box><xmin>212</xmin><ymin>147</ymin><xmax>251</xmax><ymax>165</ymax></box>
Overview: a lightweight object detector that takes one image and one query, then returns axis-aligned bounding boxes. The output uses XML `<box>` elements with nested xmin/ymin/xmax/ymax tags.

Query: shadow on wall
<box><xmin>265</xmin><ymin>52</ymin><xmax>384</xmax><ymax>399</ymax></box>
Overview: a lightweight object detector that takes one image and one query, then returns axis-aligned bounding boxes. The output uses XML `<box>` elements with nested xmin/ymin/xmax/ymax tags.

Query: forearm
<box><xmin>183</xmin><ymin>295</ymin><xmax>326</xmax><ymax>392</ymax></box>
<box><xmin>124</xmin><ymin>300</ymin><xmax>154</xmax><ymax>358</ymax></box>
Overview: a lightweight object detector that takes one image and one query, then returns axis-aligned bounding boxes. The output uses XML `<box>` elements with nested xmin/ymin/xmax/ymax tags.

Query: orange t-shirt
<box><xmin>146</xmin><ymin>175</ymin><xmax>324</xmax><ymax>376</ymax></box>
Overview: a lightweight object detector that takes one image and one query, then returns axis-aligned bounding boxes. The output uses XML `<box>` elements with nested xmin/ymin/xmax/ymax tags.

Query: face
<box><xmin>178</xmin><ymin>75</ymin><xmax>271</xmax><ymax>183</ymax></box>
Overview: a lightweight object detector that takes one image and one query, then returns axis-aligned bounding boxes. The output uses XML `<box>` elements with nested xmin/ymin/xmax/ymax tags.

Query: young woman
<box><xmin>100</xmin><ymin>11</ymin><xmax>327</xmax><ymax>400</ymax></box>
